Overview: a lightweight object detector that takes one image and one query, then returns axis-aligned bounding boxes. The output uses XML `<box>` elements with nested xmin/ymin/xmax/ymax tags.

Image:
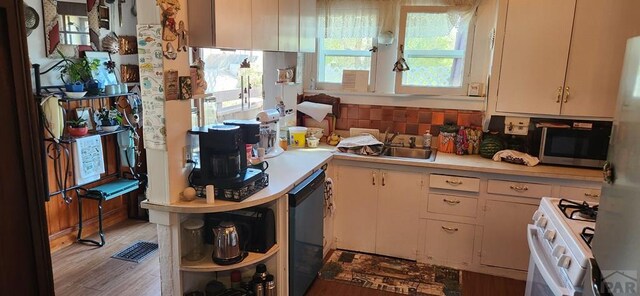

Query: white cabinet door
<box><xmin>424</xmin><ymin>220</ymin><xmax>475</xmax><ymax>266</ymax></box>
<box><xmin>298</xmin><ymin>0</ymin><xmax>316</xmax><ymax>53</ymax></box>
<box><xmin>215</xmin><ymin>0</ymin><xmax>252</xmax><ymax>49</ymax></box>
<box><xmin>376</xmin><ymin>170</ymin><xmax>422</xmax><ymax>260</ymax></box>
<box><xmin>335</xmin><ymin>166</ymin><xmax>378</xmax><ymax>253</ymax></box>
<box><xmin>560</xmin><ymin>0</ymin><xmax>640</xmax><ymax>117</ymax></box>
<box><xmin>251</xmin><ymin>0</ymin><xmax>278</xmax><ymax>51</ymax></box>
<box><xmin>481</xmin><ymin>199</ymin><xmax>538</xmax><ymax>271</ymax></box>
<box><xmin>278</xmin><ymin>0</ymin><xmax>299</xmax><ymax>52</ymax></box>
<box><xmin>496</xmin><ymin>0</ymin><xmax>576</xmax><ymax>115</ymax></box>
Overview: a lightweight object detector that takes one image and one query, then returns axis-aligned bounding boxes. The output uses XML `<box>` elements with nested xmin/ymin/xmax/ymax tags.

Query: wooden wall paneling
<box><xmin>44</xmin><ymin>95</ymin><xmax>145</xmax><ymax>249</ymax></box>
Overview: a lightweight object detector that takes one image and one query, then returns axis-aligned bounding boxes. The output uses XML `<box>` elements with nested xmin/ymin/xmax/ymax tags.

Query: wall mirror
<box><xmin>42</xmin><ymin>0</ymin><xmax>107</xmax><ymax>57</ymax></box>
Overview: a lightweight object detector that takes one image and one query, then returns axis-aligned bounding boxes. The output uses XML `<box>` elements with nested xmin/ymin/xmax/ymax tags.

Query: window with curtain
<box><xmin>316</xmin><ymin>0</ymin><xmax>478</xmax><ymax>94</ymax></box>
<box><xmin>395</xmin><ymin>6</ymin><xmax>474</xmax><ymax>94</ymax></box>
<box><xmin>316</xmin><ymin>4</ymin><xmax>381</xmax><ymax>84</ymax></box>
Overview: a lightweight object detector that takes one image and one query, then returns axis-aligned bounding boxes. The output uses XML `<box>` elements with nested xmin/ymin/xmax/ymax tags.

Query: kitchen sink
<box><xmin>382</xmin><ymin>147</ymin><xmax>436</xmax><ymax>161</ymax></box>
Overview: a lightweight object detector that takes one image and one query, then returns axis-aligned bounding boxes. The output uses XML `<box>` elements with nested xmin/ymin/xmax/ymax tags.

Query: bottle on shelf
<box><xmin>230</xmin><ymin>270</ymin><xmax>242</xmax><ymax>290</ymax></box>
<box><xmin>264</xmin><ymin>274</ymin><xmax>276</xmax><ymax>296</ymax></box>
<box><xmin>252</xmin><ymin>264</ymin><xmax>268</xmax><ymax>295</ymax></box>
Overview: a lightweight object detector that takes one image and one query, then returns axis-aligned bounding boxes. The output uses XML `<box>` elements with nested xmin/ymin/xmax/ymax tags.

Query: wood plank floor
<box><xmin>51</xmin><ymin>220</ymin><xmax>525</xmax><ymax>296</ymax></box>
<box><xmin>51</xmin><ymin>220</ymin><xmax>160</xmax><ymax>296</ymax></box>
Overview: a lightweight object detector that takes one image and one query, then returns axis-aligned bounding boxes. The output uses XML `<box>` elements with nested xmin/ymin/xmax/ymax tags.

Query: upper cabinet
<box><xmin>278</xmin><ymin>0</ymin><xmax>300</xmax><ymax>52</ymax></box>
<box><xmin>298</xmin><ymin>0</ymin><xmax>317</xmax><ymax>53</ymax></box>
<box><xmin>252</xmin><ymin>0</ymin><xmax>279</xmax><ymax>51</ymax></box>
<box><xmin>215</xmin><ymin>0</ymin><xmax>252</xmax><ymax>49</ymax></box>
<box><xmin>189</xmin><ymin>0</ymin><xmax>316</xmax><ymax>52</ymax></box>
<box><xmin>494</xmin><ymin>0</ymin><xmax>640</xmax><ymax>118</ymax></box>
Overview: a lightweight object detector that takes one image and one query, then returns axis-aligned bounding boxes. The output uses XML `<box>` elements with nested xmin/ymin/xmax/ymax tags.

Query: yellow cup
<box><xmin>289</xmin><ymin>127</ymin><xmax>308</xmax><ymax>148</ymax></box>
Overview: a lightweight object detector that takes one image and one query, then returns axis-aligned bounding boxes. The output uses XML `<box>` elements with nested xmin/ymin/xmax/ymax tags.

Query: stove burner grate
<box><xmin>558</xmin><ymin>198</ymin><xmax>598</xmax><ymax>222</ymax></box>
<box><xmin>581</xmin><ymin>227</ymin><xmax>595</xmax><ymax>249</ymax></box>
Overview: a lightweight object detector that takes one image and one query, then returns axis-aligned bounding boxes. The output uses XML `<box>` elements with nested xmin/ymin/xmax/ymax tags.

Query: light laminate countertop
<box><xmin>142</xmin><ymin>147</ymin><xmax>334</xmax><ymax>213</ymax></box>
<box><xmin>332</xmin><ymin>149</ymin><xmax>603</xmax><ymax>182</ymax></box>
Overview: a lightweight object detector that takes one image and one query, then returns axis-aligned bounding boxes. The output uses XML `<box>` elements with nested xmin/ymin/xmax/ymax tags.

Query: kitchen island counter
<box><xmin>142</xmin><ymin>147</ymin><xmax>334</xmax><ymax>213</ymax></box>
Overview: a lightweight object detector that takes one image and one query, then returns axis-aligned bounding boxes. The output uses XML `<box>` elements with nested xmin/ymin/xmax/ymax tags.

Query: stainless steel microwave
<box><xmin>529</xmin><ymin>120</ymin><xmax>612</xmax><ymax>169</ymax></box>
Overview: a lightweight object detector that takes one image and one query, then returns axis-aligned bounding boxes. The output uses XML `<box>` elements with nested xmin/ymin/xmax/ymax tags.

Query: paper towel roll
<box><xmin>297</xmin><ymin>101</ymin><xmax>333</xmax><ymax>122</ymax></box>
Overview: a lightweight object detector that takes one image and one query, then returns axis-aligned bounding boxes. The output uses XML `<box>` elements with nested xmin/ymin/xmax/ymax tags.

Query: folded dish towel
<box><xmin>297</xmin><ymin>101</ymin><xmax>333</xmax><ymax>122</ymax></box>
<box><xmin>492</xmin><ymin>149</ymin><xmax>540</xmax><ymax>166</ymax></box>
<box><xmin>73</xmin><ymin>135</ymin><xmax>106</xmax><ymax>185</ymax></box>
<box><xmin>324</xmin><ymin>177</ymin><xmax>336</xmax><ymax>217</ymax></box>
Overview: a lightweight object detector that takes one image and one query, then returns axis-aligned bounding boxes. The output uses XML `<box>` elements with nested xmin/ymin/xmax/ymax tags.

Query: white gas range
<box><xmin>525</xmin><ymin>197</ymin><xmax>598</xmax><ymax>296</ymax></box>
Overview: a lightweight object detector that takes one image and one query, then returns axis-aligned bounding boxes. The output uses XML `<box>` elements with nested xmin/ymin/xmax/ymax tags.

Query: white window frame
<box><xmin>197</xmin><ymin>48</ymin><xmax>264</xmax><ymax>120</ymax></box>
<box><xmin>395</xmin><ymin>6</ymin><xmax>476</xmax><ymax>96</ymax></box>
<box><xmin>316</xmin><ymin>35</ymin><xmax>378</xmax><ymax>91</ymax></box>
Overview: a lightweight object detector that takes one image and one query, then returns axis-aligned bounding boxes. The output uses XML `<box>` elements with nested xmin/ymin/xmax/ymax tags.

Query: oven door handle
<box><xmin>527</xmin><ymin>225</ymin><xmax>571</xmax><ymax>296</ymax></box>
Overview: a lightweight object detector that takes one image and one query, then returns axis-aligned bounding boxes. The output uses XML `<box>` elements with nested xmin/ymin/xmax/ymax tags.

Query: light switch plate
<box><xmin>504</xmin><ymin>117</ymin><xmax>530</xmax><ymax>136</ymax></box>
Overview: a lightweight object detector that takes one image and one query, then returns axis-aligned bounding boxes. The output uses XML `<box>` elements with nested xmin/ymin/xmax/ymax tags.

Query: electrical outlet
<box><xmin>183</xmin><ymin>145</ymin><xmax>191</xmax><ymax>167</ymax></box>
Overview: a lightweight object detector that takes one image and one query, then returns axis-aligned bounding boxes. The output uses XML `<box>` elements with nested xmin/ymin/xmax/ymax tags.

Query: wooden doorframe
<box><xmin>0</xmin><ymin>0</ymin><xmax>55</xmax><ymax>294</ymax></box>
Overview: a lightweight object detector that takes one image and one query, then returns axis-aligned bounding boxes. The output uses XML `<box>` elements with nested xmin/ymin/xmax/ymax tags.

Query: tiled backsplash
<box><xmin>335</xmin><ymin>104</ymin><xmax>484</xmax><ymax>136</ymax></box>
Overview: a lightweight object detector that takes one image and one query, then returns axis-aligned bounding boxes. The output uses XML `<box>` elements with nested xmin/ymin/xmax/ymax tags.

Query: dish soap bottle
<box><xmin>422</xmin><ymin>131</ymin><xmax>432</xmax><ymax>149</ymax></box>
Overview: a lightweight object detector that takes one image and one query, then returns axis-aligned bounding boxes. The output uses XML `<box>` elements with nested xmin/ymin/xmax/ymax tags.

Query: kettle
<box><xmin>212</xmin><ymin>221</ymin><xmax>247</xmax><ymax>265</ymax></box>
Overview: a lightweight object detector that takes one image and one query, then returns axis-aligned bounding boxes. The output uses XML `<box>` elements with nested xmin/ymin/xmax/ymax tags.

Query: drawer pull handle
<box><xmin>441</xmin><ymin>226</ymin><xmax>459</xmax><ymax>233</ymax></box>
<box><xmin>584</xmin><ymin>193</ymin><xmax>600</xmax><ymax>198</ymax></box>
<box><xmin>382</xmin><ymin>172</ymin><xmax>386</xmax><ymax>187</ymax></box>
<box><xmin>443</xmin><ymin>198</ymin><xmax>461</xmax><ymax>205</ymax></box>
<box><xmin>510</xmin><ymin>185</ymin><xmax>529</xmax><ymax>192</ymax></box>
<box><xmin>372</xmin><ymin>171</ymin><xmax>376</xmax><ymax>186</ymax></box>
<box><xmin>446</xmin><ymin>179</ymin><xmax>463</xmax><ymax>186</ymax></box>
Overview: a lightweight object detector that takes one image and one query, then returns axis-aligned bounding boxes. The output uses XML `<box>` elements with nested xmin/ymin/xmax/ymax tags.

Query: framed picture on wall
<box><xmin>85</xmin><ymin>51</ymin><xmax>118</xmax><ymax>86</ymax></box>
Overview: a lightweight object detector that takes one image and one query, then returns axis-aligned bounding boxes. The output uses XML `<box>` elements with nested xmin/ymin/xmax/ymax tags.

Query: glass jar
<box><xmin>182</xmin><ymin>219</ymin><xmax>205</xmax><ymax>261</ymax></box>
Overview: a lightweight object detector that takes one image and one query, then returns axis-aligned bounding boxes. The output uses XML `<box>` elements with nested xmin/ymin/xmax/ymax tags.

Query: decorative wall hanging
<box><xmin>121</xmin><ymin>64</ymin><xmax>140</xmax><ymax>83</ymax></box>
<box><xmin>42</xmin><ymin>0</ymin><xmax>101</xmax><ymax>57</ymax></box>
<box><xmin>163</xmin><ymin>42</ymin><xmax>177</xmax><ymax>60</ymax></box>
<box><xmin>176</xmin><ymin>20</ymin><xmax>188</xmax><ymax>52</ymax></box>
<box><xmin>164</xmin><ymin>70</ymin><xmax>179</xmax><ymax>100</ymax></box>
<box><xmin>102</xmin><ymin>32</ymin><xmax>120</xmax><ymax>54</ymax></box>
<box><xmin>137</xmin><ymin>24</ymin><xmax>166</xmax><ymax>150</ymax></box>
<box><xmin>24</xmin><ymin>3</ymin><xmax>39</xmax><ymax>37</ymax></box>
<box><xmin>190</xmin><ymin>58</ymin><xmax>207</xmax><ymax>95</ymax></box>
<box><xmin>157</xmin><ymin>0</ymin><xmax>181</xmax><ymax>41</ymax></box>
<box><xmin>179</xmin><ymin>76</ymin><xmax>193</xmax><ymax>100</ymax></box>
<box><xmin>119</xmin><ymin>35</ymin><xmax>138</xmax><ymax>55</ymax></box>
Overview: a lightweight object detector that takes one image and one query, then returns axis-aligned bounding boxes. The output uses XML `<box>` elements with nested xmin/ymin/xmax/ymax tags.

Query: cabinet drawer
<box><xmin>428</xmin><ymin>194</ymin><xmax>477</xmax><ymax>218</ymax></box>
<box><xmin>487</xmin><ymin>180</ymin><xmax>552</xmax><ymax>198</ymax></box>
<box><xmin>424</xmin><ymin>220</ymin><xmax>475</xmax><ymax>266</ymax></box>
<box><xmin>559</xmin><ymin>186</ymin><xmax>601</xmax><ymax>201</ymax></box>
<box><xmin>429</xmin><ymin>174</ymin><xmax>480</xmax><ymax>193</ymax></box>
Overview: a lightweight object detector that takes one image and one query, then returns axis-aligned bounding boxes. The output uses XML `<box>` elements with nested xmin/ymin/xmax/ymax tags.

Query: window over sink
<box><xmin>315</xmin><ymin>0</ymin><xmax>478</xmax><ymax>96</ymax></box>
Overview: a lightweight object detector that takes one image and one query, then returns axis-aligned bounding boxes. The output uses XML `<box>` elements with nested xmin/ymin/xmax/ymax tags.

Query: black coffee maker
<box><xmin>189</xmin><ymin>120</ymin><xmax>269</xmax><ymax>202</ymax></box>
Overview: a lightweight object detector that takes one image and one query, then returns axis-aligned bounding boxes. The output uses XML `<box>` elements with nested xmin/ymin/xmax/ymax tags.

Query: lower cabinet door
<box><xmin>335</xmin><ymin>166</ymin><xmax>379</xmax><ymax>253</ymax></box>
<box><xmin>480</xmin><ymin>199</ymin><xmax>538</xmax><ymax>270</ymax></box>
<box><xmin>424</xmin><ymin>220</ymin><xmax>475</xmax><ymax>266</ymax></box>
<box><xmin>375</xmin><ymin>170</ymin><xmax>422</xmax><ymax>259</ymax></box>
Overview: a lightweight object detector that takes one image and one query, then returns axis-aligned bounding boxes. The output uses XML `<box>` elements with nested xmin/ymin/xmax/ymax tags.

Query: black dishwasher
<box><xmin>288</xmin><ymin>168</ymin><xmax>325</xmax><ymax>296</ymax></box>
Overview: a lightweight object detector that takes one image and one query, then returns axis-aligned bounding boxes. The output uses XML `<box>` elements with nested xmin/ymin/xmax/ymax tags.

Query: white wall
<box><xmin>26</xmin><ymin>0</ymin><xmax>139</xmax><ymax>86</ymax></box>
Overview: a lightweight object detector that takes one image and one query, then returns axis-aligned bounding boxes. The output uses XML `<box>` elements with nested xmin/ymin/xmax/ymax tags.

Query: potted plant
<box><xmin>56</xmin><ymin>50</ymin><xmax>100</xmax><ymax>92</ymax></box>
<box><xmin>95</xmin><ymin>107</ymin><xmax>123</xmax><ymax>132</ymax></box>
<box><xmin>67</xmin><ymin>118</ymin><xmax>88</xmax><ymax>137</ymax></box>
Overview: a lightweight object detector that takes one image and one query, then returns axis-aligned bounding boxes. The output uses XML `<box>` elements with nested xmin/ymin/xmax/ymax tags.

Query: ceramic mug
<box><xmin>105</xmin><ymin>84</ymin><xmax>118</xmax><ymax>95</ymax></box>
<box><xmin>277</xmin><ymin>68</ymin><xmax>294</xmax><ymax>83</ymax></box>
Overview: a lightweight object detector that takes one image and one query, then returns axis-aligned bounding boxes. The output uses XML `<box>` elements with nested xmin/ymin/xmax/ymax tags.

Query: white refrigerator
<box><xmin>586</xmin><ymin>36</ymin><xmax>640</xmax><ymax>296</ymax></box>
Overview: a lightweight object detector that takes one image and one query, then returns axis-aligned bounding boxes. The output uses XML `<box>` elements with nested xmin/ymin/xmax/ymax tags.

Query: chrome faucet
<box><xmin>409</xmin><ymin>137</ymin><xmax>416</xmax><ymax>148</ymax></box>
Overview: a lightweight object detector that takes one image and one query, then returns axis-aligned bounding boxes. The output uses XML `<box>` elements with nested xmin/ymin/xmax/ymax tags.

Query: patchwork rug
<box><xmin>319</xmin><ymin>250</ymin><xmax>462</xmax><ymax>296</ymax></box>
